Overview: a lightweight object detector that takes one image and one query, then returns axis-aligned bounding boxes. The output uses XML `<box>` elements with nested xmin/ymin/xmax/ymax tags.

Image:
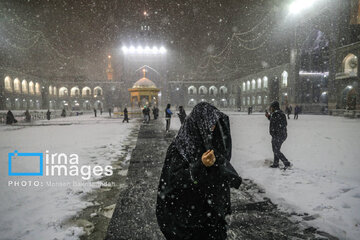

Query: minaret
<box><xmin>106</xmin><ymin>55</ymin><xmax>114</xmax><ymax>81</ymax></box>
<box><xmin>140</xmin><ymin>8</ymin><xmax>151</xmax><ymax>37</ymax></box>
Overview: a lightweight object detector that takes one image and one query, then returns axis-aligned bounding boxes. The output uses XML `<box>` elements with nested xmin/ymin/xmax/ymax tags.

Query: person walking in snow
<box><xmin>294</xmin><ymin>105</ymin><xmax>300</xmax><ymax>120</ymax></box>
<box><xmin>108</xmin><ymin>107</ymin><xmax>112</xmax><ymax>118</ymax></box>
<box><xmin>156</xmin><ymin>102</ymin><xmax>242</xmax><ymax>240</ymax></box>
<box><xmin>25</xmin><ymin>110</ymin><xmax>31</xmax><ymax>122</ymax></box>
<box><xmin>265</xmin><ymin>101</ymin><xmax>291</xmax><ymax>169</ymax></box>
<box><xmin>46</xmin><ymin>109</ymin><xmax>51</xmax><ymax>120</ymax></box>
<box><xmin>177</xmin><ymin>106</ymin><xmax>187</xmax><ymax>125</ymax></box>
<box><xmin>285</xmin><ymin>105</ymin><xmax>292</xmax><ymax>119</ymax></box>
<box><xmin>153</xmin><ymin>106</ymin><xmax>159</xmax><ymax>120</ymax></box>
<box><xmin>165</xmin><ymin>104</ymin><xmax>173</xmax><ymax>132</ymax></box>
<box><xmin>123</xmin><ymin>107</ymin><xmax>129</xmax><ymax>123</ymax></box>
<box><xmin>94</xmin><ymin>108</ymin><xmax>97</xmax><ymax>117</ymax></box>
<box><xmin>143</xmin><ymin>106</ymin><xmax>150</xmax><ymax>124</ymax></box>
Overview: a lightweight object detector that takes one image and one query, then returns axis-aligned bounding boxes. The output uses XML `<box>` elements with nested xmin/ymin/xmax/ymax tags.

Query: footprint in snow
<box><xmin>341</xmin><ymin>188</ymin><xmax>354</xmax><ymax>193</ymax></box>
<box><xmin>352</xmin><ymin>193</ymin><xmax>360</xmax><ymax>199</ymax></box>
<box><xmin>342</xmin><ymin>203</ymin><xmax>351</xmax><ymax>209</ymax></box>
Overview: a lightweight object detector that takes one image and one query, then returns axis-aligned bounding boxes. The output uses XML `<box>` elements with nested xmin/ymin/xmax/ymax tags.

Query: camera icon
<box><xmin>8</xmin><ymin>150</ymin><xmax>43</xmax><ymax>176</ymax></box>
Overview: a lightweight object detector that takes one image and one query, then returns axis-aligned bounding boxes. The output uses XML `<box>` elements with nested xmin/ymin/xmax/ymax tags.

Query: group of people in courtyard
<box><xmin>5</xmin><ymin>109</ymin><xmax>52</xmax><ymax>124</ymax></box>
<box><xmin>285</xmin><ymin>105</ymin><xmax>301</xmax><ymax>120</ymax></box>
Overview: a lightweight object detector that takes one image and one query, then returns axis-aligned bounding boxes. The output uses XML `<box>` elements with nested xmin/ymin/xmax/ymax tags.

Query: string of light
<box><xmin>195</xmin><ymin>9</ymin><xmax>275</xmax><ymax>77</ymax></box>
<box><xmin>0</xmin><ymin>12</ymin><xmax>82</xmax><ymax>63</ymax></box>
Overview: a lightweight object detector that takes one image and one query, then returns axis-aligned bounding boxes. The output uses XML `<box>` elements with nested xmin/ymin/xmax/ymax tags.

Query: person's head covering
<box><xmin>174</xmin><ymin>102</ymin><xmax>231</xmax><ymax>164</ymax></box>
<box><xmin>270</xmin><ymin>101</ymin><xmax>280</xmax><ymax>110</ymax></box>
<box><xmin>166</xmin><ymin>103</ymin><xmax>171</xmax><ymax>109</ymax></box>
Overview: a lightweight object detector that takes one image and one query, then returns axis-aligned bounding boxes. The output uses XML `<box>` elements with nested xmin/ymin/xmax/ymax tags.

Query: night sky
<box><xmin>0</xmin><ymin>0</ymin><xmax>274</xmax><ymax>80</ymax></box>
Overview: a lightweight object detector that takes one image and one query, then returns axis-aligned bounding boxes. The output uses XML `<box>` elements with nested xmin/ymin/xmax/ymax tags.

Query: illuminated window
<box><xmin>14</xmin><ymin>78</ymin><xmax>21</xmax><ymax>93</ymax></box>
<box><xmin>22</xmin><ymin>80</ymin><xmax>28</xmax><ymax>94</ymax></box>
<box><xmin>59</xmin><ymin>87</ymin><xmax>68</xmax><ymax>97</ymax></box>
<box><xmin>251</xmin><ymin>79</ymin><xmax>256</xmax><ymax>89</ymax></box>
<box><xmin>199</xmin><ymin>86</ymin><xmax>207</xmax><ymax>94</ymax></box>
<box><xmin>263</xmin><ymin>76</ymin><xmax>268</xmax><ymax>88</ymax></box>
<box><xmin>209</xmin><ymin>86</ymin><xmax>218</xmax><ymax>95</ymax></box>
<box><xmin>29</xmin><ymin>81</ymin><xmax>35</xmax><ymax>95</ymax></box>
<box><xmin>82</xmin><ymin>87</ymin><xmax>91</xmax><ymax>96</ymax></box>
<box><xmin>282</xmin><ymin>71</ymin><xmax>288</xmax><ymax>87</ymax></box>
<box><xmin>5</xmin><ymin>76</ymin><xmax>12</xmax><ymax>92</ymax></box>
<box><xmin>94</xmin><ymin>86</ymin><xmax>103</xmax><ymax>97</ymax></box>
<box><xmin>257</xmin><ymin>78</ymin><xmax>262</xmax><ymax>89</ymax></box>
<box><xmin>35</xmin><ymin>83</ymin><xmax>41</xmax><ymax>95</ymax></box>
<box><xmin>71</xmin><ymin>87</ymin><xmax>80</xmax><ymax>97</ymax></box>
<box><xmin>188</xmin><ymin>86</ymin><xmax>197</xmax><ymax>95</ymax></box>
<box><xmin>219</xmin><ymin>86</ymin><xmax>227</xmax><ymax>95</ymax></box>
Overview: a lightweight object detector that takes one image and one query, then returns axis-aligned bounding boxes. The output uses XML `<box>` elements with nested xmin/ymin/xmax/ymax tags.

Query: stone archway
<box><xmin>83</xmin><ymin>100</ymin><xmax>92</xmax><ymax>110</ymax></box>
<box><xmin>5</xmin><ymin>98</ymin><xmax>12</xmax><ymax>109</ymax></box>
<box><xmin>95</xmin><ymin>100</ymin><xmax>103</xmax><ymax>109</ymax></box>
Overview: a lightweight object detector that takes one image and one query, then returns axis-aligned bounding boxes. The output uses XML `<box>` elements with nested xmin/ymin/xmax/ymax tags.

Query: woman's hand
<box><xmin>202</xmin><ymin>149</ymin><xmax>216</xmax><ymax>167</ymax></box>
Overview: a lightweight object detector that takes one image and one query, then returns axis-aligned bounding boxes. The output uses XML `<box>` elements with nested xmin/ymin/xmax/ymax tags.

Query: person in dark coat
<box><xmin>156</xmin><ymin>102</ymin><xmax>242</xmax><ymax>240</ymax></box>
<box><xmin>46</xmin><ymin>110</ymin><xmax>51</xmax><ymax>120</ymax></box>
<box><xmin>285</xmin><ymin>105</ymin><xmax>292</xmax><ymax>119</ymax></box>
<box><xmin>153</xmin><ymin>106</ymin><xmax>159</xmax><ymax>120</ymax></box>
<box><xmin>94</xmin><ymin>108</ymin><xmax>97</xmax><ymax>117</ymax></box>
<box><xmin>143</xmin><ymin>106</ymin><xmax>150</xmax><ymax>123</ymax></box>
<box><xmin>108</xmin><ymin>107</ymin><xmax>112</xmax><ymax>118</ymax></box>
<box><xmin>25</xmin><ymin>110</ymin><xmax>31</xmax><ymax>122</ymax></box>
<box><xmin>294</xmin><ymin>105</ymin><xmax>299</xmax><ymax>120</ymax></box>
<box><xmin>61</xmin><ymin>109</ymin><xmax>66</xmax><ymax>117</ymax></box>
<box><xmin>6</xmin><ymin>110</ymin><xmax>17</xmax><ymax>124</ymax></box>
<box><xmin>165</xmin><ymin>104</ymin><xmax>173</xmax><ymax>132</ymax></box>
<box><xmin>123</xmin><ymin>107</ymin><xmax>129</xmax><ymax>123</ymax></box>
<box><xmin>265</xmin><ymin>101</ymin><xmax>291</xmax><ymax>168</ymax></box>
<box><xmin>177</xmin><ymin>106</ymin><xmax>187</xmax><ymax>125</ymax></box>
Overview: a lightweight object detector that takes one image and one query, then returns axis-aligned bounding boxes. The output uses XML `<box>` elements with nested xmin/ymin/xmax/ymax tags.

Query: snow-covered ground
<box><xmin>0</xmin><ymin>115</ymin><xmax>139</xmax><ymax>240</ymax></box>
<box><xmin>2</xmin><ymin>111</ymin><xmax>359</xmax><ymax>240</ymax></box>
<box><xmin>229</xmin><ymin>113</ymin><xmax>360</xmax><ymax>240</ymax></box>
<box><xmin>171</xmin><ymin>112</ymin><xmax>360</xmax><ymax>240</ymax></box>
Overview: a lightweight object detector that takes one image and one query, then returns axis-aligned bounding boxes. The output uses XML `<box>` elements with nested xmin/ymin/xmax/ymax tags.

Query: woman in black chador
<box><xmin>177</xmin><ymin>106</ymin><xmax>187</xmax><ymax>125</ymax></box>
<box><xmin>156</xmin><ymin>102</ymin><xmax>242</xmax><ymax>240</ymax></box>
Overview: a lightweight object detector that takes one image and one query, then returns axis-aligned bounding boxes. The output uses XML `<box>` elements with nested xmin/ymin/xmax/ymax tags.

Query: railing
<box><xmin>329</xmin><ymin>109</ymin><xmax>360</xmax><ymax>118</ymax></box>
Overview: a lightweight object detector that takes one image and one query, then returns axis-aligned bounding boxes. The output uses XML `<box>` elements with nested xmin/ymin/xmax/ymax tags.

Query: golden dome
<box><xmin>132</xmin><ymin>77</ymin><xmax>157</xmax><ymax>88</ymax></box>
